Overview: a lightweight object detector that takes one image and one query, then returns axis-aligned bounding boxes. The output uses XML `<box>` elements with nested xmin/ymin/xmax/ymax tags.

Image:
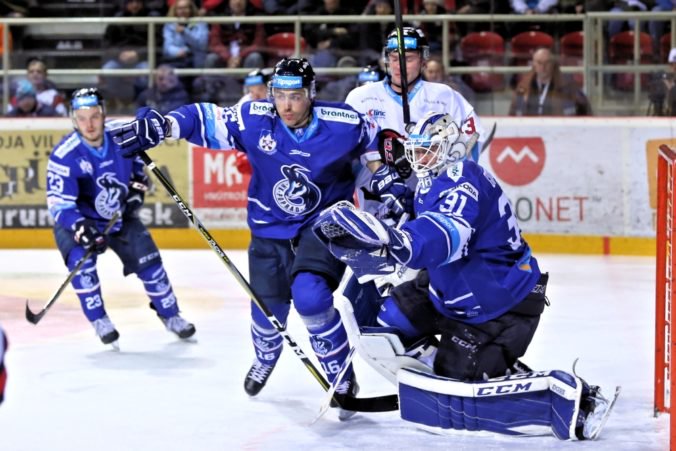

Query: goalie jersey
<box><xmin>166</xmin><ymin>100</ymin><xmax>379</xmax><ymax>239</ymax></box>
<box><xmin>46</xmin><ymin>123</ymin><xmax>144</xmax><ymax>232</ymax></box>
<box><xmin>401</xmin><ymin>160</ymin><xmax>541</xmax><ymax>324</ymax></box>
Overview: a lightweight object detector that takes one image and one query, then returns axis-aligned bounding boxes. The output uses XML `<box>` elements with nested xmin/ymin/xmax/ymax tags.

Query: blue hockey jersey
<box><xmin>167</xmin><ymin>100</ymin><xmax>379</xmax><ymax>239</ymax></box>
<box><xmin>47</xmin><ymin>124</ymin><xmax>145</xmax><ymax>232</ymax></box>
<box><xmin>401</xmin><ymin>160</ymin><xmax>541</xmax><ymax>324</ymax></box>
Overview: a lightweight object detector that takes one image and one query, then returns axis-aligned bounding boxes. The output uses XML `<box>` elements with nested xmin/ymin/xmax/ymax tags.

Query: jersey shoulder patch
<box><xmin>248</xmin><ymin>101</ymin><xmax>274</xmax><ymax>116</ymax></box>
<box><xmin>315</xmin><ymin>105</ymin><xmax>360</xmax><ymax>125</ymax></box>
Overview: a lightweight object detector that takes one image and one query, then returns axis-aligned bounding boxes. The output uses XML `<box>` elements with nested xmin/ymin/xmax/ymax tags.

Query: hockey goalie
<box><xmin>313</xmin><ymin>112</ymin><xmax>619</xmax><ymax>440</ymax></box>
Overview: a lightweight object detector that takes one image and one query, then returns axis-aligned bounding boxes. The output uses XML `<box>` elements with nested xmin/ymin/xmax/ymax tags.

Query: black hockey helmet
<box><xmin>70</xmin><ymin>87</ymin><xmax>105</xmax><ymax>114</ymax></box>
<box><xmin>244</xmin><ymin>67</ymin><xmax>274</xmax><ymax>87</ymax></box>
<box><xmin>357</xmin><ymin>65</ymin><xmax>386</xmax><ymax>87</ymax></box>
<box><xmin>268</xmin><ymin>57</ymin><xmax>316</xmax><ymax>100</ymax></box>
<box><xmin>382</xmin><ymin>27</ymin><xmax>430</xmax><ymax>61</ymax></box>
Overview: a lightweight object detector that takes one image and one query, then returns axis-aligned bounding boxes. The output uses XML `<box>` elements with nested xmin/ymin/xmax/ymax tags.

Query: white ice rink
<box><xmin>0</xmin><ymin>249</ymin><xmax>668</xmax><ymax>450</ymax></box>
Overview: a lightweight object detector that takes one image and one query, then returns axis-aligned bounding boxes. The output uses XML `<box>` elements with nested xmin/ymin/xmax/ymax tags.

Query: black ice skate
<box><xmin>92</xmin><ymin>315</ymin><xmax>120</xmax><ymax>348</ymax></box>
<box><xmin>161</xmin><ymin>314</ymin><xmax>196</xmax><ymax>339</ymax></box>
<box><xmin>244</xmin><ymin>360</ymin><xmax>275</xmax><ymax>396</ymax></box>
<box><xmin>333</xmin><ymin>373</ymin><xmax>360</xmax><ymax>421</ymax></box>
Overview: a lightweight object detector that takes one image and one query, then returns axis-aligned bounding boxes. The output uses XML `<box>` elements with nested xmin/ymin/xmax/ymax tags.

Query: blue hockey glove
<box><xmin>73</xmin><ymin>219</ymin><xmax>108</xmax><ymax>254</ymax></box>
<box><xmin>313</xmin><ymin>201</ymin><xmax>412</xmax><ymax>268</ymax></box>
<box><xmin>124</xmin><ymin>176</ymin><xmax>148</xmax><ymax>219</ymax></box>
<box><xmin>365</xmin><ymin>165</ymin><xmax>413</xmax><ymax>219</ymax></box>
<box><xmin>111</xmin><ymin>107</ymin><xmax>169</xmax><ymax>158</ymax></box>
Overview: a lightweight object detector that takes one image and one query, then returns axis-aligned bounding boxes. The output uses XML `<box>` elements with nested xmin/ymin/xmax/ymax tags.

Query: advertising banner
<box><xmin>0</xmin><ymin>119</ymin><xmax>189</xmax><ymax>228</ymax></box>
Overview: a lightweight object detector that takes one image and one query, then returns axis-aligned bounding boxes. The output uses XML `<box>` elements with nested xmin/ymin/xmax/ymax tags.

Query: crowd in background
<box><xmin>1</xmin><ymin>0</ymin><xmax>675</xmax><ymax>116</ymax></box>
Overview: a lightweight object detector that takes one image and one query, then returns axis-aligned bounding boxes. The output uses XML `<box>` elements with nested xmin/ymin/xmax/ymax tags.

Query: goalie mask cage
<box><xmin>656</xmin><ymin>144</ymin><xmax>676</xmax><ymax>446</ymax></box>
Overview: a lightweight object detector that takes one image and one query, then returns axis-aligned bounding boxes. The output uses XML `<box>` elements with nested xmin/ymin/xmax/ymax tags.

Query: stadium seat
<box><xmin>661</xmin><ymin>33</ymin><xmax>672</xmax><ymax>63</ymax></box>
<box><xmin>510</xmin><ymin>31</ymin><xmax>554</xmax><ymax>66</ymax></box>
<box><xmin>459</xmin><ymin>31</ymin><xmax>506</xmax><ymax>93</ymax></box>
<box><xmin>560</xmin><ymin>31</ymin><xmax>584</xmax><ymax>88</ymax></box>
<box><xmin>266</xmin><ymin>33</ymin><xmax>307</xmax><ymax>59</ymax></box>
<box><xmin>608</xmin><ymin>31</ymin><xmax>653</xmax><ymax>91</ymax></box>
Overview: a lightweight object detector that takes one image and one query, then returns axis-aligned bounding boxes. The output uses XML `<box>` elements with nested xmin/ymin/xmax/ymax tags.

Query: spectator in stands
<box><xmin>358</xmin><ymin>0</ymin><xmax>394</xmax><ymax>64</ymax></box>
<box><xmin>509</xmin><ymin>0</ymin><xmax>559</xmax><ymax>35</ymax></box>
<box><xmin>415</xmin><ymin>0</ymin><xmax>448</xmax><ymax>54</ymax></box>
<box><xmin>261</xmin><ymin>0</ymin><xmax>318</xmax><ymax>34</ymax></box>
<box><xmin>305</xmin><ymin>0</ymin><xmax>359</xmax><ymax>69</ymax></box>
<box><xmin>6</xmin><ymin>79</ymin><xmax>59</xmax><ymax>117</ymax></box>
<box><xmin>649</xmin><ymin>0</ymin><xmax>676</xmax><ymax>55</ymax></box>
<box><xmin>204</xmin><ymin>0</ymin><xmax>266</xmax><ymax>69</ymax></box>
<box><xmin>136</xmin><ymin>64</ymin><xmax>191</xmax><ymax>114</ymax></box>
<box><xmin>648</xmin><ymin>47</ymin><xmax>676</xmax><ymax>116</ymax></box>
<box><xmin>607</xmin><ymin>0</ymin><xmax>648</xmax><ymax>38</ymax></box>
<box><xmin>162</xmin><ymin>0</ymin><xmax>209</xmax><ymax>68</ymax></box>
<box><xmin>509</xmin><ymin>47</ymin><xmax>591</xmax><ymax>116</ymax></box>
<box><xmin>100</xmin><ymin>0</ymin><xmax>160</xmax><ymax>113</ymax></box>
<box><xmin>14</xmin><ymin>57</ymin><xmax>67</xmax><ymax>117</ymax></box>
<box><xmin>423</xmin><ymin>57</ymin><xmax>476</xmax><ymax>105</ymax></box>
<box><xmin>316</xmin><ymin>56</ymin><xmax>364</xmax><ymax>102</ymax></box>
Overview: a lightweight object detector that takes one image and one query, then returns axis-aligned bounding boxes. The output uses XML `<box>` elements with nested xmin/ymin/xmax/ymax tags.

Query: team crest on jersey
<box><xmin>95</xmin><ymin>172</ymin><xmax>126</xmax><ymax>219</ymax></box>
<box><xmin>78</xmin><ymin>158</ymin><xmax>93</xmax><ymax>175</ymax></box>
<box><xmin>258</xmin><ymin>130</ymin><xmax>277</xmax><ymax>154</ymax></box>
<box><xmin>272</xmin><ymin>164</ymin><xmax>321</xmax><ymax>216</ymax></box>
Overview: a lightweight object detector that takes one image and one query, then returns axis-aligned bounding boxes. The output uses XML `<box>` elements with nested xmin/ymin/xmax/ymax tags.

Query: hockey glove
<box><xmin>378</xmin><ymin>128</ymin><xmax>411</xmax><ymax>179</ymax></box>
<box><xmin>314</xmin><ymin>201</ymin><xmax>412</xmax><ymax>266</ymax></box>
<box><xmin>111</xmin><ymin>107</ymin><xmax>169</xmax><ymax>158</ymax></box>
<box><xmin>364</xmin><ymin>164</ymin><xmax>413</xmax><ymax>219</ymax></box>
<box><xmin>73</xmin><ymin>219</ymin><xmax>108</xmax><ymax>254</ymax></box>
<box><xmin>235</xmin><ymin>151</ymin><xmax>252</xmax><ymax>175</ymax></box>
<box><xmin>124</xmin><ymin>176</ymin><xmax>149</xmax><ymax>219</ymax></box>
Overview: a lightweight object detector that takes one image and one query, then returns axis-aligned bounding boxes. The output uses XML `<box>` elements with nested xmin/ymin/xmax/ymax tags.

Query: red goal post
<box><xmin>656</xmin><ymin>144</ymin><xmax>676</xmax><ymax>445</ymax></box>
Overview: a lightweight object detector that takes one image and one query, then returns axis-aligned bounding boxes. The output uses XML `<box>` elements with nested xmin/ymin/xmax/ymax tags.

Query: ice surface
<box><xmin>0</xmin><ymin>250</ymin><xmax>667</xmax><ymax>450</ymax></box>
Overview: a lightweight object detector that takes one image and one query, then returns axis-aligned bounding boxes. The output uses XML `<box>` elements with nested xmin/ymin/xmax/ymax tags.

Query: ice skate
<box><xmin>577</xmin><ymin>385</ymin><xmax>621</xmax><ymax>440</ymax></box>
<box><xmin>92</xmin><ymin>315</ymin><xmax>120</xmax><ymax>349</ymax></box>
<box><xmin>333</xmin><ymin>373</ymin><xmax>360</xmax><ymax>421</ymax></box>
<box><xmin>161</xmin><ymin>314</ymin><xmax>196</xmax><ymax>339</ymax></box>
<box><xmin>244</xmin><ymin>359</ymin><xmax>275</xmax><ymax>396</ymax></box>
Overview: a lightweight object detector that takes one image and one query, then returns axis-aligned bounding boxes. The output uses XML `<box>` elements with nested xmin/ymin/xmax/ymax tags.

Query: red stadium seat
<box><xmin>560</xmin><ymin>31</ymin><xmax>585</xmax><ymax>88</ymax></box>
<box><xmin>661</xmin><ymin>33</ymin><xmax>672</xmax><ymax>63</ymax></box>
<box><xmin>608</xmin><ymin>31</ymin><xmax>653</xmax><ymax>91</ymax></box>
<box><xmin>265</xmin><ymin>33</ymin><xmax>307</xmax><ymax>59</ymax></box>
<box><xmin>459</xmin><ymin>31</ymin><xmax>506</xmax><ymax>93</ymax></box>
<box><xmin>510</xmin><ymin>31</ymin><xmax>554</xmax><ymax>66</ymax></box>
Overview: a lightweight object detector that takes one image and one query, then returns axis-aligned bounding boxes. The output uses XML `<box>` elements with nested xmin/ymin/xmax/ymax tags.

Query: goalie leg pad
<box><xmin>397</xmin><ymin>368</ymin><xmax>584</xmax><ymax>440</ymax></box>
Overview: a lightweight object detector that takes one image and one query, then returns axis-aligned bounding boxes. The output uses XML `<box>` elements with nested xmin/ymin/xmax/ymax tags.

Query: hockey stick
<box><xmin>392</xmin><ymin>0</ymin><xmax>410</xmax><ymax>127</ymax></box>
<box><xmin>481</xmin><ymin>122</ymin><xmax>497</xmax><ymax>154</ymax></box>
<box><xmin>25</xmin><ymin>211</ymin><xmax>121</xmax><ymax>325</ymax></box>
<box><xmin>137</xmin><ymin>151</ymin><xmax>397</xmax><ymax>413</ymax></box>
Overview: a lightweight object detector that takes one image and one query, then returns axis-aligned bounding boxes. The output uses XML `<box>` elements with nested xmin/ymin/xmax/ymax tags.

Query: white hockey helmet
<box><xmin>404</xmin><ymin>112</ymin><xmax>466</xmax><ymax>175</ymax></box>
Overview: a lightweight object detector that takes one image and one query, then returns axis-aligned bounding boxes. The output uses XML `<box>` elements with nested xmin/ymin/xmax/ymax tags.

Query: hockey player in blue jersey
<box><xmin>109</xmin><ymin>58</ymin><xmax>383</xmax><ymax>418</ymax></box>
<box><xmin>314</xmin><ymin>111</ymin><xmax>617</xmax><ymax>440</ymax></box>
<box><xmin>46</xmin><ymin>88</ymin><xmax>196</xmax><ymax>347</ymax></box>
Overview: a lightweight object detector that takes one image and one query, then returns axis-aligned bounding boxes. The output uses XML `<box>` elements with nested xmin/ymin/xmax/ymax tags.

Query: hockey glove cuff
<box><xmin>111</xmin><ymin>107</ymin><xmax>169</xmax><ymax>158</ymax></box>
<box><xmin>124</xmin><ymin>177</ymin><xmax>149</xmax><ymax>219</ymax></box>
<box><xmin>74</xmin><ymin>219</ymin><xmax>108</xmax><ymax>254</ymax></box>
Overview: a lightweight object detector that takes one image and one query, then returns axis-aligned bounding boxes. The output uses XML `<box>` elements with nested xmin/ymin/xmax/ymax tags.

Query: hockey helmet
<box><xmin>268</xmin><ymin>57</ymin><xmax>316</xmax><ymax>100</ymax></box>
<box><xmin>404</xmin><ymin>112</ymin><xmax>466</xmax><ymax>175</ymax></box>
<box><xmin>382</xmin><ymin>27</ymin><xmax>430</xmax><ymax>61</ymax></box>
<box><xmin>70</xmin><ymin>87</ymin><xmax>105</xmax><ymax>115</ymax></box>
<box><xmin>357</xmin><ymin>65</ymin><xmax>386</xmax><ymax>87</ymax></box>
<box><xmin>244</xmin><ymin>67</ymin><xmax>274</xmax><ymax>87</ymax></box>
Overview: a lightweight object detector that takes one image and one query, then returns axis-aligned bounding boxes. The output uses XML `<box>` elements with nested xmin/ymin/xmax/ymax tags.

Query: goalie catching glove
<box><xmin>313</xmin><ymin>201</ymin><xmax>412</xmax><ymax>282</ymax></box>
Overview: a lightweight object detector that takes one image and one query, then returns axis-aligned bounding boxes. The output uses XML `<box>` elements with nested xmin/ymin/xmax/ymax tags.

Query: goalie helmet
<box><xmin>268</xmin><ymin>57</ymin><xmax>316</xmax><ymax>100</ymax></box>
<box><xmin>382</xmin><ymin>27</ymin><xmax>430</xmax><ymax>61</ymax></box>
<box><xmin>404</xmin><ymin>112</ymin><xmax>466</xmax><ymax>175</ymax></box>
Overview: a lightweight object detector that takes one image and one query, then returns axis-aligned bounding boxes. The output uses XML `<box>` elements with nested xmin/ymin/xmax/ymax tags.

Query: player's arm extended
<box><xmin>165</xmin><ymin>102</ymin><xmax>238</xmax><ymax>150</ymax></box>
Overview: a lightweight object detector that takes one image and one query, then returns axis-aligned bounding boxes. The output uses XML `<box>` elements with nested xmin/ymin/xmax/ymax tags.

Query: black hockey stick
<box><xmin>392</xmin><ymin>0</ymin><xmax>410</xmax><ymax>127</ymax></box>
<box><xmin>138</xmin><ymin>150</ymin><xmax>398</xmax><ymax>413</ymax></box>
<box><xmin>26</xmin><ymin>211</ymin><xmax>121</xmax><ymax>325</ymax></box>
<box><xmin>481</xmin><ymin>122</ymin><xmax>497</xmax><ymax>154</ymax></box>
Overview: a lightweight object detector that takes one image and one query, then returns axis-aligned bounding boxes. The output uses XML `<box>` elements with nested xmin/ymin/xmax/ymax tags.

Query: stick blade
<box><xmin>25</xmin><ymin>300</ymin><xmax>44</xmax><ymax>325</ymax></box>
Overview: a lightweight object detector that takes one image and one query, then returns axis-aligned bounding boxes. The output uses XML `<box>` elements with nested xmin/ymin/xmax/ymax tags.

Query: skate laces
<box><xmin>93</xmin><ymin>316</ymin><xmax>115</xmax><ymax>337</ymax></box>
<box><xmin>247</xmin><ymin>361</ymin><xmax>274</xmax><ymax>384</ymax></box>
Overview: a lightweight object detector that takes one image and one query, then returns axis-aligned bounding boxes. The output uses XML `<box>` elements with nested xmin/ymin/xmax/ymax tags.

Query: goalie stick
<box><xmin>137</xmin><ymin>151</ymin><xmax>398</xmax><ymax>413</ymax></box>
<box><xmin>25</xmin><ymin>211</ymin><xmax>121</xmax><ymax>325</ymax></box>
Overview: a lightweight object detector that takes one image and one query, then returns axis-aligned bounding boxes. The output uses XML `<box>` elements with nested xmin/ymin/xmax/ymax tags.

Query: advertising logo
<box><xmin>489</xmin><ymin>137</ymin><xmax>546</xmax><ymax>186</ymax></box>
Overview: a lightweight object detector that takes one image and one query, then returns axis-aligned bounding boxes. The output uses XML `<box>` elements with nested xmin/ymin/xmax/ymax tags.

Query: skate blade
<box><xmin>588</xmin><ymin>386</ymin><xmax>621</xmax><ymax>440</ymax></box>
